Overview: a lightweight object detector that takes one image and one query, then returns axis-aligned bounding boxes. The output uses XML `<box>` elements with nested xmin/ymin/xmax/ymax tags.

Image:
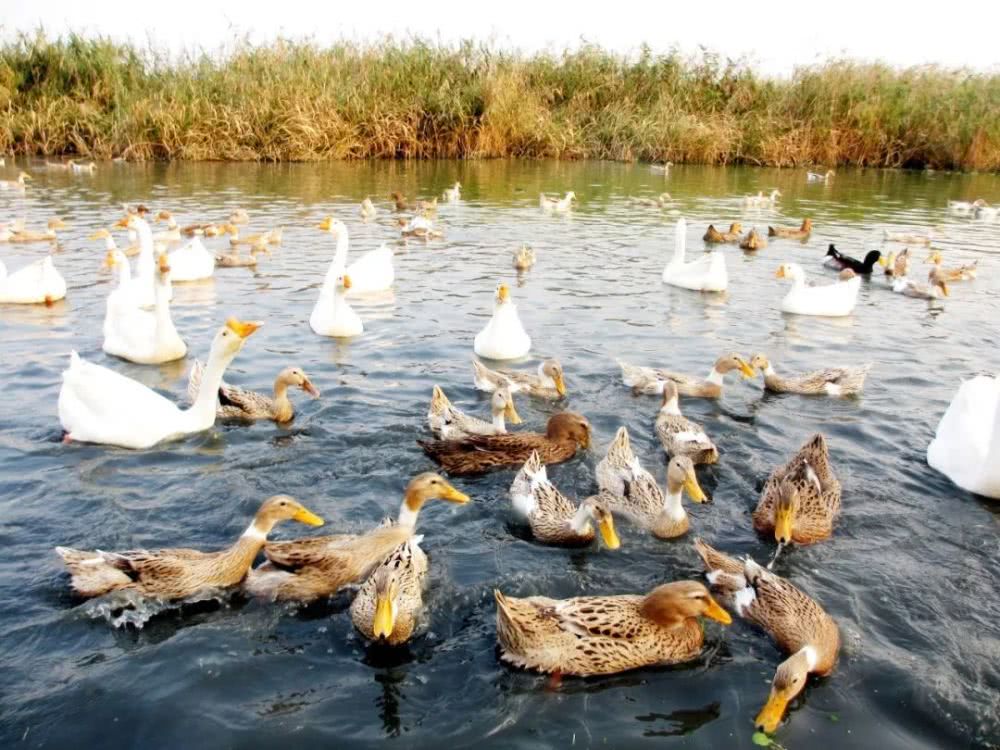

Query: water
<box><xmin>1</xmin><ymin>160</ymin><xmax>999</xmax><ymax>749</ymax></box>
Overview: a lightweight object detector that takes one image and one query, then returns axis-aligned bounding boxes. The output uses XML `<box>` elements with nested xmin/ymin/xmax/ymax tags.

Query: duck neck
<box><xmin>568</xmin><ymin>503</ymin><xmax>594</xmax><ymax>535</ymax></box>
<box><xmin>763</xmin><ymin>363</ymin><xmax>776</xmax><ymax>377</ymax></box>
<box><xmin>273</xmin><ymin>378</ymin><xmax>293</xmax><ymax>422</ymax></box>
<box><xmin>662</xmin><ymin>482</ymin><xmax>685</xmax><ymax>521</ymax></box>
<box><xmin>660</xmin><ymin>395</ymin><xmax>681</xmax><ymax>416</ymax></box>
<box><xmin>397</xmin><ymin>497</ymin><xmax>421</xmax><ymax>529</ymax></box>
<box><xmin>224</xmin><ymin>516</ymin><xmax>276</xmax><ymax>577</ymax></box>
<box><xmin>706</xmin><ymin>367</ymin><xmax>724</xmax><ymax>386</ymax></box>
<box><xmin>491</xmin><ymin>410</ymin><xmax>506</xmax><ymax>431</ymax></box>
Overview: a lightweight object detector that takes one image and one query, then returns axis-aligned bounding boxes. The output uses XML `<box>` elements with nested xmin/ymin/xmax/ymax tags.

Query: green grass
<box><xmin>1</xmin><ymin>32</ymin><xmax>998</xmax><ymax>169</ymax></box>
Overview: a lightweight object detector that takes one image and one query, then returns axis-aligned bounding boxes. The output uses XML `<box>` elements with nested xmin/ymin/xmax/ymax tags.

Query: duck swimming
<box><xmin>654</xmin><ymin>381</ymin><xmax>719</xmax><ymax>464</ymax></box>
<box><xmin>189</xmin><ymin>363</ymin><xmax>319</xmax><ymax>422</ymax></box>
<box><xmin>768</xmin><ymin>218</ymin><xmax>812</xmax><ymax>239</ymax></box>
<box><xmin>618</xmin><ymin>353</ymin><xmax>755</xmax><ymax>398</ymax></box>
<box><xmin>823</xmin><ymin>245</ymin><xmax>881</xmax><ymax>274</ymax></box>
<box><xmin>740</xmin><ymin>227</ymin><xmax>767</xmax><ymax>251</ymax></box>
<box><xmin>539</xmin><ymin>192</ymin><xmax>576</xmax><ymax>212</ymax></box>
<box><xmin>473</xmin><ymin>359</ymin><xmax>566</xmax><ymax>399</ymax></box>
<box><xmin>427</xmin><ymin>385</ymin><xmax>520</xmax><ymax>440</ymax></box>
<box><xmin>350</xmin><ymin>538</ymin><xmax>427</xmax><ymax>645</ymax></box>
<box><xmin>703</xmin><ymin>222</ymin><xmax>742</xmax><ymax>243</ymax></box>
<box><xmin>749</xmin><ymin>354</ymin><xmax>870</xmax><ymax>397</ymax></box>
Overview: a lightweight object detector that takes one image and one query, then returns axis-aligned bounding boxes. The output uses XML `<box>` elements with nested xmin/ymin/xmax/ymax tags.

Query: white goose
<box><xmin>116</xmin><ymin>215</ymin><xmax>172</xmax><ymax>306</ymax></box>
<box><xmin>59</xmin><ymin>318</ymin><xmax>260</xmax><ymax>449</ymax></box>
<box><xmin>662</xmin><ymin>218</ymin><xmax>728</xmax><ymax>292</ymax></box>
<box><xmin>310</xmin><ymin>272</ymin><xmax>363</xmax><ymax>338</ymax></box>
<box><xmin>474</xmin><ymin>282</ymin><xmax>531</xmax><ymax>360</ymax></box>
<box><xmin>0</xmin><ymin>255</ymin><xmax>67</xmax><ymax>304</ymax></box>
<box><xmin>318</xmin><ymin>217</ymin><xmax>393</xmax><ymax>295</ymax></box>
<box><xmin>166</xmin><ymin>235</ymin><xmax>215</xmax><ymax>282</ymax></box>
<box><xmin>775</xmin><ymin>263</ymin><xmax>859</xmax><ymax>316</ymax></box>
<box><xmin>928</xmin><ymin>375</ymin><xmax>1000</xmax><ymax>499</ymax></box>
<box><xmin>103</xmin><ymin>254</ymin><xmax>186</xmax><ymax>364</ymax></box>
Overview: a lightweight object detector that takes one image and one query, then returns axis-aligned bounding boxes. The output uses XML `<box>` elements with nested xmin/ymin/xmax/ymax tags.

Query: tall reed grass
<box><xmin>1</xmin><ymin>33</ymin><xmax>997</xmax><ymax>169</ymax></box>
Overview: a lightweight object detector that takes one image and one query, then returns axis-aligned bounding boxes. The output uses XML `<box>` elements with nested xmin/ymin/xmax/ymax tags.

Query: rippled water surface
<box><xmin>2</xmin><ymin>161</ymin><xmax>999</xmax><ymax>749</ymax></box>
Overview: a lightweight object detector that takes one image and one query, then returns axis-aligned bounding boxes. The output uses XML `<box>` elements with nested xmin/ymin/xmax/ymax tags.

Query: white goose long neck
<box><xmin>986</xmin><ymin>392</ymin><xmax>1000</xmax><ymax>468</ymax></box>
<box><xmin>672</xmin><ymin>218</ymin><xmax>687</xmax><ymax>263</ymax></box>
<box><xmin>152</xmin><ymin>273</ymin><xmax>178</xmax><ymax>344</ymax></box>
<box><xmin>323</xmin><ymin>230</ymin><xmax>350</xmax><ymax>288</ymax></box>
<box><xmin>134</xmin><ymin>221</ymin><xmax>155</xmax><ymax>282</ymax></box>
<box><xmin>114</xmin><ymin>255</ymin><xmax>132</xmax><ymax>289</ymax></box>
<box><xmin>184</xmin><ymin>339</ymin><xmax>237</xmax><ymax>430</ymax></box>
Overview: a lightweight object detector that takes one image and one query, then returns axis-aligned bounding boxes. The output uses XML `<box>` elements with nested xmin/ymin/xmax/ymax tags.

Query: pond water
<box><xmin>1</xmin><ymin>160</ymin><xmax>998</xmax><ymax>749</ymax></box>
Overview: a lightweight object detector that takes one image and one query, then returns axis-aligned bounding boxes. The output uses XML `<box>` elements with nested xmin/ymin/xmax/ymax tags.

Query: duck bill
<box><xmin>755</xmin><ymin>687</ymin><xmax>791</xmax><ymax>734</ymax></box>
<box><xmin>939</xmin><ymin>282</ymin><xmax>949</xmax><ymax>297</ymax></box>
<box><xmin>703</xmin><ymin>595</ymin><xmax>732</xmax><ymax>625</ymax></box>
<box><xmin>683</xmin><ymin>474</ymin><xmax>707</xmax><ymax>503</ymax></box>
<box><xmin>292</xmin><ymin>507</ymin><xmax>325</xmax><ymax>527</ymax></box>
<box><xmin>737</xmin><ymin>359</ymin><xmax>756</xmax><ymax>378</ymax></box>
<box><xmin>598</xmin><ymin>516</ymin><xmax>621</xmax><ymax>550</ymax></box>
<box><xmin>372</xmin><ymin>593</ymin><xmax>395</xmax><ymax>639</ymax></box>
<box><xmin>504</xmin><ymin>399</ymin><xmax>522</xmax><ymax>425</ymax></box>
<box><xmin>553</xmin><ymin>373</ymin><xmax>567</xmax><ymax>397</ymax></box>
<box><xmin>439</xmin><ymin>481</ymin><xmax>471</xmax><ymax>505</ymax></box>
<box><xmin>317</xmin><ymin>217</ymin><xmax>333</xmax><ymax>231</ymax></box>
<box><xmin>301</xmin><ymin>378</ymin><xmax>320</xmax><ymax>398</ymax></box>
<box><xmin>225</xmin><ymin>318</ymin><xmax>263</xmax><ymax>339</ymax></box>
<box><xmin>774</xmin><ymin>506</ymin><xmax>794</xmax><ymax>544</ymax></box>
<box><xmin>878</xmin><ymin>255</ymin><xmax>889</xmax><ymax>267</ymax></box>
<box><xmin>497</xmin><ymin>284</ymin><xmax>510</xmax><ymax>303</ymax></box>
<box><xmin>114</xmin><ymin>217</ymin><xmax>132</xmax><ymax>229</ymax></box>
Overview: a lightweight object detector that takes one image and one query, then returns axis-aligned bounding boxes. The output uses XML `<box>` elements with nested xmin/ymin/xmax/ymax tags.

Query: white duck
<box><xmin>318</xmin><ymin>217</ymin><xmax>393</xmax><ymax>295</ymax></box>
<box><xmin>0</xmin><ymin>255</ymin><xmax>67</xmax><ymax>304</ymax></box>
<box><xmin>310</xmin><ymin>272</ymin><xmax>363</xmax><ymax>338</ymax></box>
<box><xmin>540</xmin><ymin>192</ymin><xmax>575</xmax><ymax>212</ymax></box>
<box><xmin>442</xmin><ymin>182</ymin><xmax>461</xmax><ymax>202</ymax></box>
<box><xmin>806</xmin><ymin>170</ymin><xmax>835</xmax><ymax>183</ymax></box>
<box><xmin>103</xmin><ymin>254</ymin><xmax>186</xmax><ymax>364</ymax></box>
<box><xmin>975</xmin><ymin>202</ymin><xmax>998</xmax><ymax>221</ymax></box>
<box><xmin>743</xmin><ymin>189</ymin><xmax>781</xmax><ymax>208</ymax></box>
<box><xmin>474</xmin><ymin>282</ymin><xmax>531</xmax><ymax>360</ymax></box>
<box><xmin>59</xmin><ymin>318</ymin><xmax>260</xmax><ymax>449</ymax></box>
<box><xmin>928</xmin><ymin>375</ymin><xmax>1000</xmax><ymax>499</ymax></box>
<box><xmin>776</xmin><ymin>264</ymin><xmax>859</xmax><ymax>316</ymax></box>
<box><xmin>662</xmin><ymin>218</ymin><xmax>728</xmax><ymax>292</ymax></box>
<box><xmin>948</xmin><ymin>199</ymin><xmax>984</xmax><ymax>215</ymax></box>
<box><xmin>776</xmin><ymin>263</ymin><xmax>859</xmax><ymax>316</ymax></box>
<box><xmin>360</xmin><ymin>198</ymin><xmax>377</xmax><ymax>220</ymax></box>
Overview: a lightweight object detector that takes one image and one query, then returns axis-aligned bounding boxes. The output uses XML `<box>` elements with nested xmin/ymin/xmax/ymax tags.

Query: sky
<box><xmin>5</xmin><ymin>0</ymin><xmax>1000</xmax><ymax>76</ymax></box>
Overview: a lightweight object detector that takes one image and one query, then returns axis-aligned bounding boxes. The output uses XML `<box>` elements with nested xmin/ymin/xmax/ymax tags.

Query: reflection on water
<box><xmin>0</xmin><ymin>160</ymin><xmax>999</xmax><ymax>749</ymax></box>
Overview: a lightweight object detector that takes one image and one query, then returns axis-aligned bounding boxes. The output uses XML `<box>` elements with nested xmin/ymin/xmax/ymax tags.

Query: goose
<box><xmin>0</xmin><ymin>255</ymin><xmax>67</xmax><ymax>304</ymax></box>
<box><xmin>474</xmin><ymin>282</ymin><xmax>531</xmax><ymax>360</ymax></box>
<box><xmin>103</xmin><ymin>254</ymin><xmax>185</xmax><ymax>364</ymax></box>
<box><xmin>775</xmin><ymin>263</ymin><xmax>859</xmax><ymax>317</ymax></box>
<box><xmin>662</xmin><ymin>218</ymin><xmax>728</xmax><ymax>292</ymax></box>
<box><xmin>310</xmin><ymin>272</ymin><xmax>363</xmax><ymax>337</ymax></box>
<box><xmin>115</xmin><ymin>215</ymin><xmax>173</xmax><ymax>306</ymax></box>
<box><xmin>928</xmin><ymin>375</ymin><xmax>1000</xmax><ymax>499</ymax></box>
<box><xmin>317</xmin><ymin>217</ymin><xmax>394</xmax><ymax>295</ymax></box>
<box><xmin>58</xmin><ymin>318</ymin><xmax>261</xmax><ymax>449</ymax></box>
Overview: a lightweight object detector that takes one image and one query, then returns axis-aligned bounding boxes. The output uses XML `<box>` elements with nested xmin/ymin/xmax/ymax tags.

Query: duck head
<box><xmin>639</xmin><ymin>581</ymin><xmax>731</xmax><ymax>628</ymax></box>
<box><xmin>545</xmin><ymin>412</ymin><xmax>591</xmax><ymax>449</ymax></box>
<box><xmin>539</xmin><ymin>359</ymin><xmax>566</xmax><ymax>396</ymax></box>
<box><xmin>666</xmin><ymin>455</ymin><xmax>707</xmax><ymax>503</ymax></box>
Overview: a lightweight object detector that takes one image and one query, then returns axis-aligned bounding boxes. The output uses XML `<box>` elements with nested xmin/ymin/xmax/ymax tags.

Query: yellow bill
<box><xmin>317</xmin><ymin>216</ymin><xmax>333</xmax><ymax>231</ymax></box>
<box><xmin>373</xmin><ymin>592</ymin><xmax>395</xmax><ymax>639</ymax></box>
<box><xmin>683</xmin><ymin>473</ymin><xmax>707</xmax><ymax>503</ymax></box>
<box><xmin>737</xmin><ymin>359</ymin><xmax>756</xmax><ymax>378</ymax></box>
<box><xmin>553</xmin><ymin>373</ymin><xmax>567</xmax><ymax>397</ymax></box>
<box><xmin>103</xmin><ymin>250</ymin><xmax>117</xmax><ymax>269</ymax></box>
<box><xmin>703</xmin><ymin>595</ymin><xmax>732</xmax><ymax>625</ymax></box>
<box><xmin>497</xmin><ymin>283</ymin><xmax>510</xmax><ymax>303</ymax></box>
<box><xmin>440</xmin><ymin>481</ymin><xmax>471</xmax><ymax>504</ymax></box>
<box><xmin>598</xmin><ymin>516</ymin><xmax>621</xmax><ymax>550</ymax></box>
<box><xmin>225</xmin><ymin>318</ymin><xmax>263</xmax><ymax>338</ymax></box>
<box><xmin>774</xmin><ymin>505</ymin><xmax>794</xmax><ymax>544</ymax></box>
<box><xmin>292</xmin><ymin>507</ymin><xmax>325</xmax><ymax>527</ymax></box>
<box><xmin>504</xmin><ymin>397</ymin><xmax>522</xmax><ymax>425</ymax></box>
<box><xmin>775</xmin><ymin>266</ymin><xmax>786</xmax><ymax>279</ymax></box>
<box><xmin>755</xmin><ymin>687</ymin><xmax>791</xmax><ymax>734</ymax></box>
<box><xmin>342</xmin><ymin>274</ymin><xmax>352</xmax><ymax>290</ymax></box>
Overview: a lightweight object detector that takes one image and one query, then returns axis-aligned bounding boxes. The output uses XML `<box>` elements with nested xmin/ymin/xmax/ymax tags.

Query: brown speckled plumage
<box><xmin>768</xmin><ymin>218</ymin><xmax>812</xmax><ymax>239</ymax></box>
<box><xmin>750</xmin><ymin>354</ymin><xmax>870</xmax><ymax>397</ymax></box>
<box><xmin>654</xmin><ymin>381</ymin><xmax>719</xmax><ymax>464</ymax></box>
<box><xmin>188</xmin><ymin>360</ymin><xmax>319</xmax><ymax>422</ymax></box>
<box><xmin>618</xmin><ymin>354</ymin><xmax>754</xmax><ymax>398</ymax></box>
<box><xmin>350</xmin><ymin>539</ymin><xmax>427</xmax><ymax>645</ymax></box>
<box><xmin>703</xmin><ymin>222</ymin><xmax>742</xmax><ymax>243</ymax></box>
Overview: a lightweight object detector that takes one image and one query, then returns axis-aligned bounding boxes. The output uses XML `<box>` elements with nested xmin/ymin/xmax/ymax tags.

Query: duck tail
<box><xmin>429</xmin><ymin>385</ymin><xmax>453</xmax><ymax>417</ymax></box>
<box><xmin>472</xmin><ymin>359</ymin><xmax>496</xmax><ymax>391</ymax></box>
<box><xmin>55</xmin><ymin>547</ymin><xmax>134</xmax><ymax>598</ymax></box>
<box><xmin>767</xmin><ymin>226</ymin><xmax>777</xmax><ymax>237</ymax></box>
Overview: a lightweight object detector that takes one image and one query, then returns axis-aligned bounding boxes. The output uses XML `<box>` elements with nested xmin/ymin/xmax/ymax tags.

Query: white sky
<box><xmin>5</xmin><ymin>0</ymin><xmax>1000</xmax><ymax>76</ymax></box>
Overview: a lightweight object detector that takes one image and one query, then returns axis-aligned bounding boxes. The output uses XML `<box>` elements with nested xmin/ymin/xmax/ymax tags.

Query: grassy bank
<box><xmin>1</xmin><ymin>33</ymin><xmax>998</xmax><ymax>169</ymax></box>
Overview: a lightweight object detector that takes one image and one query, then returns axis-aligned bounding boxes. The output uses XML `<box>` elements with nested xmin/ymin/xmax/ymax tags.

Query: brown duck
<box><xmin>693</xmin><ymin>539</ymin><xmax>840</xmax><ymax>733</ymax></box>
<box><xmin>703</xmin><ymin>222</ymin><xmax>742</xmax><ymax>243</ymax></box>
<box><xmin>188</xmin><ymin>361</ymin><xmax>320</xmax><ymax>422</ymax></box>
<box><xmin>243</xmin><ymin>474</ymin><xmax>469</xmax><ymax>602</ymax></box>
<box><xmin>390</xmin><ymin>192</ymin><xmax>411</xmax><ymax>211</ymax></box>
<box><xmin>494</xmin><ymin>580</ymin><xmax>731</xmax><ymax>676</ymax></box>
<box><xmin>55</xmin><ymin>496</ymin><xmax>324</xmax><ymax>600</ymax></box>
<box><xmin>768</xmin><ymin>218</ymin><xmax>812</xmax><ymax>239</ymax></box>
<box><xmin>739</xmin><ymin>227</ymin><xmax>767</xmax><ymax>251</ymax></box>
<box><xmin>419</xmin><ymin>412</ymin><xmax>591</xmax><ymax>475</ymax></box>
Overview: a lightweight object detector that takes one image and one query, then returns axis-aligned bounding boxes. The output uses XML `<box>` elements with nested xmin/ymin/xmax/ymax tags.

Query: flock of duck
<box><xmin>2</xmin><ymin>160</ymin><xmax>999</xmax><ymax>739</ymax></box>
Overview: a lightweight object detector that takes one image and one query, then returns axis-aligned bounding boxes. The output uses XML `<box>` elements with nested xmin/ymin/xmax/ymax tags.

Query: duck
<box><xmin>228</xmin><ymin>208</ymin><xmax>250</xmax><ymax>225</ymax></box>
<box><xmin>823</xmin><ymin>245</ymin><xmax>881</xmax><ymax>274</ymax></box>
<box><xmin>618</xmin><ymin>353</ymin><xmax>755</xmax><ymax>398</ymax></box>
<box><xmin>59</xmin><ymin>318</ymin><xmax>261</xmax><ymax>449</ymax></box>
<box><xmin>948</xmin><ymin>199</ymin><xmax>984</xmax><ymax>215</ymax></box>
<box><xmin>152</xmin><ymin>211</ymin><xmax>182</xmax><ymax>243</ymax></box>
<box><xmin>595</xmin><ymin>426</ymin><xmax>708</xmax><ymax>539</ymax></box>
<box><xmin>46</xmin><ymin>160</ymin><xmax>72</xmax><ymax>170</ymax></box>
<box><xmin>739</xmin><ymin>227</ymin><xmax>767</xmax><ymax>251</ymax></box>
<box><xmin>103</xmin><ymin>254</ymin><xmax>186</xmax><ymax>364</ymax></box>
<box><xmin>752</xmin><ymin>434</ymin><xmax>841</xmax><ymax>545</ymax></box>
<box><xmin>775</xmin><ymin>263</ymin><xmax>860</xmax><ymax>317</ymax></box>
<box><xmin>416</xmin><ymin>197</ymin><xmax>438</xmax><ymax>214</ymax></box>
<box><xmin>419</xmin><ymin>412</ymin><xmax>591</xmax><ymax>476</ymax></box>
<box><xmin>56</xmin><ymin>495</ymin><xmax>324</xmax><ymax>600</ymax></box>
<box><xmin>494</xmin><ymin>580</ymin><xmax>730</xmax><ymax>676</ymax></box>
<box><xmin>693</xmin><ymin>539</ymin><xmax>840</xmax><ymax>733</ymax></box>
<box><xmin>703</xmin><ymin>222</ymin><xmax>742</xmax><ymax>243</ymax></box>
<box><xmin>743</xmin><ymin>189</ymin><xmax>781</xmax><ymax>208</ymax></box>
<box><xmin>928</xmin><ymin>375</ymin><xmax>1000</xmax><ymax>498</ymax></box>
<box><xmin>215</xmin><ymin>245</ymin><xmax>257</xmax><ymax>267</ymax></box>
<box><xmin>474</xmin><ymin>282</ymin><xmax>532</xmax><ymax>360</ymax></box>
<box><xmin>806</xmin><ymin>170</ymin><xmax>835</xmax><ymax>183</ymax></box>
<box><xmin>442</xmin><ymin>182</ymin><xmax>462</xmax><ymax>202</ymax></box>
<box><xmin>473</xmin><ymin>359</ymin><xmax>566</xmax><ymax>399</ymax></box>
<box><xmin>0</xmin><ymin>171</ymin><xmax>31</xmax><ymax>191</ymax></box>
<box><xmin>360</xmin><ymin>198</ymin><xmax>378</xmax><ymax>220</ymax></box>
<box><xmin>165</xmin><ymin>235</ymin><xmax>215</xmax><ymax>282</ymax></box>
<box><xmin>244</xmin><ymin>474</ymin><xmax>470</xmax><ymax>602</ymax></box>
<box><xmin>662</xmin><ymin>218</ymin><xmax>728</xmax><ymax>292</ymax></box>
<box><xmin>8</xmin><ymin>218</ymin><xmax>67</xmax><ymax>243</ymax></box>
<box><xmin>350</xmin><ymin>538</ymin><xmax>428</xmax><ymax>645</ymax></box>
<box><xmin>188</xmin><ymin>363</ymin><xmax>319</xmax><ymax>422</ymax></box>
<box><xmin>390</xmin><ymin>192</ymin><xmax>411</xmax><ymax>211</ymax></box>
<box><xmin>892</xmin><ymin>268</ymin><xmax>949</xmax><ymax>299</ymax></box>
<box><xmin>310</xmin><ymin>272</ymin><xmax>363</xmax><ymax>338</ymax></box>
<box><xmin>513</xmin><ymin>245</ymin><xmax>536</xmax><ymax>271</ymax></box>
<box><xmin>975</xmin><ymin>202</ymin><xmax>998</xmax><ymax>221</ymax></box>
<box><xmin>649</xmin><ymin>161</ymin><xmax>673</xmax><ymax>174</ymax></box>
<box><xmin>181</xmin><ymin>222</ymin><xmax>226</xmax><ymax>237</ymax></box>
<box><xmin>883</xmin><ymin>248</ymin><xmax>910</xmax><ymax>279</ymax></box>
<box><xmin>510</xmin><ymin>451</ymin><xmax>620</xmax><ymax>548</ymax></box>
<box><xmin>401</xmin><ymin>214</ymin><xmax>443</xmax><ymax>239</ymax></box>
<box><xmin>317</xmin><ymin>217</ymin><xmax>394</xmax><ymax>294</ymax></box>
<box><xmin>768</xmin><ymin>218</ymin><xmax>812</xmax><ymax>239</ymax></box>
<box><xmin>0</xmin><ymin>255</ymin><xmax>67</xmax><ymax>305</ymax></box>
<box><xmin>70</xmin><ymin>160</ymin><xmax>97</xmax><ymax>174</ymax></box>
<box><xmin>926</xmin><ymin>250</ymin><xmax>977</xmax><ymax>281</ymax></box>
<box><xmin>427</xmin><ymin>385</ymin><xmax>520</xmax><ymax>440</ymax></box>
<box><xmin>654</xmin><ymin>381</ymin><xmax>719</xmax><ymax>464</ymax></box>
<box><xmin>539</xmin><ymin>192</ymin><xmax>575</xmax><ymax>212</ymax></box>
<box><xmin>749</xmin><ymin>354</ymin><xmax>870</xmax><ymax>397</ymax></box>
<box><xmin>632</xmin><ymin>192</ymin><xmax>672</xmax><ymax>207</ymax></box>
<box><xmin>883</xmin><ymin>229</ymin><xmax>932</xmax><ymax>245</ymax></box>
<box><xmin>229</xmin><ymin>226</ymin><xmax>282</xmax><ymax>247</ymax></box>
